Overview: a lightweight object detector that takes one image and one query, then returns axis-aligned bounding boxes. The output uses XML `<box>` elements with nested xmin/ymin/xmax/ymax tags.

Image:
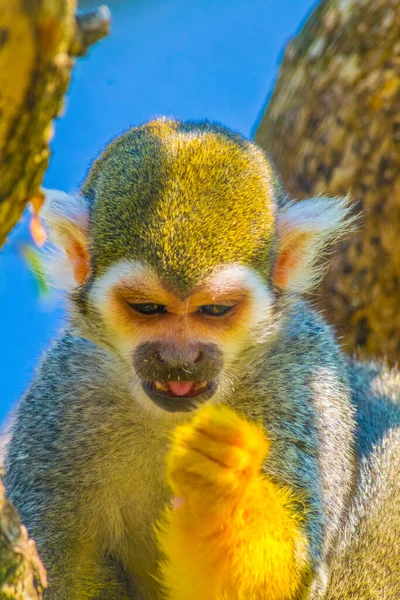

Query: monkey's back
<box><xmin>320</xmin><ymin>360</ymin><xmax>400</xmax><ymax>598</ymax></box>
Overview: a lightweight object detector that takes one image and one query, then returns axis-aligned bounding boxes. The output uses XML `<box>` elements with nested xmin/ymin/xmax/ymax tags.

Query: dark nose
<box><xmin>134</xmin><ymin>341</ymin><xmax>223</xmax><ymax>382</ymax></box>
<box><xmin>156</xmin><ymin>345</ymin><xmax>202</xmax><ymax>367</ymax></box>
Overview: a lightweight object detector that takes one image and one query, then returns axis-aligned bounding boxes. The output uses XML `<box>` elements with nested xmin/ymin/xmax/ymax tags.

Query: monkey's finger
<box><xmin>189</xmin><ymin>404</ymin><xmax>269</xmax><ymax>462</ymax></box>
<box><xmin>173</xmin><ymin>496</ymin><xmax>185</xmax><ymax>510</ymax></box>
<box><xmin>173</xmin><ymin>423</ymin><xmax>251</xmax><ymax>470</ymax></box>
<box><xmin>167</xmin><ymin>445</ymin><xmax>239</xmax><ymax>494</ymax></box>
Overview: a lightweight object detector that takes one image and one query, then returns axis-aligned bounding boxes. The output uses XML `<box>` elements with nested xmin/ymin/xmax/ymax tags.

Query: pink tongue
<box><xmin>168</xmin><ymin>381</ymin><xmax>194</xmax><ymax>396</ymax></box>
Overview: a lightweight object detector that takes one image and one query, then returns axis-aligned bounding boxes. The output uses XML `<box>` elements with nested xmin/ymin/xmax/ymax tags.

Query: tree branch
<box><xmin>0</xmin><ymin>478</ymin><xmax>47</xmax><ymax>599</ymax></box>
<box><xmin>0</xmin><ymin>0</ymin><xmax>110</xmax><ymax>248</ymax></box>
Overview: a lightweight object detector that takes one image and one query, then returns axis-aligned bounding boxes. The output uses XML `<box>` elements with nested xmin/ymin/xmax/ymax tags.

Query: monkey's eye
<box><xmin>197</xmin><ymin>304</ymin><xmax>233</xmax><ymax>317</ymax></box>
<box><xmin>129</xmin><ymin>303</ymin><xmax>167</xmax><ymax>315</ymax></box>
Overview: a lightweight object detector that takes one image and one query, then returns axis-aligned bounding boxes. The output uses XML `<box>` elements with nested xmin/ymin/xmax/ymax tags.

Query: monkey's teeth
<box><xmin>152</xmin><ymin>380</ymin><xmax>209</xmax><ymax>396</ymax></box>
<box><xmin>193</xmin><ymin>381</ymin><xmax>208</xmax><ymax>391</ymax></box>
<box><xmin>154</xmin><ymin>381</ymin><xmax>169</xmax><ymax>392</ymax></box>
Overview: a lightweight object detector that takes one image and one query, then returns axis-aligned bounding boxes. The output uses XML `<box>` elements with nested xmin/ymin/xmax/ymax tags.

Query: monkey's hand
<box><xmin>157</xmin><ymin>404</ymin><xmax>310</xmax><ymax>600</ymax></box>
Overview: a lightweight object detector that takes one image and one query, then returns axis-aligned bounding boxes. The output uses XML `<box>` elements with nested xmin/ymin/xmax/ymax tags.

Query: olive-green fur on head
<box><xmin>82</xmin><ymin>118</ymin><xmax>278</xmax><ymax>294</ymax></box>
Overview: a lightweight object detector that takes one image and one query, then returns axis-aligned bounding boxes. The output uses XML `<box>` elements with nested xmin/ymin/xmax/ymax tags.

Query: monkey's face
<box><xmin>88</xmin><ymin>261</ymin><xmax>273</xmax><ymax>413</ymax></box>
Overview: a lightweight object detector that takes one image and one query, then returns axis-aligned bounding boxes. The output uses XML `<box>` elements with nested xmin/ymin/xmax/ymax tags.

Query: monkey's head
<box><xmin>44</xmin><ymin>119</ymin><xmax>351</xmax><ymax>415</ymax></box>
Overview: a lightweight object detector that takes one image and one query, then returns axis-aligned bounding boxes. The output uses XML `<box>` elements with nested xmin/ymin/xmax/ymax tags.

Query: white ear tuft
<box><xmin>41</xmin><ymin>189</ymin><xmax>91</xmax><ymax>289</ymax></box>
<box><xmin>42</xmin><ymin>189</ymin><xmax>90</xmax><ymax>247</ymax></box>
<box><xmin>274</xmin><ymin>195</ymin><xmax>356</xmax><ymax>293</ymax></box>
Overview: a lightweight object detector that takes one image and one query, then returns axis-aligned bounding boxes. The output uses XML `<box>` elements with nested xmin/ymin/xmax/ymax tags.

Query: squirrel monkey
<box><xmin>4</xmin><ymin>119</ymin><xmax>400</xmax><ymax>599</ymax></box>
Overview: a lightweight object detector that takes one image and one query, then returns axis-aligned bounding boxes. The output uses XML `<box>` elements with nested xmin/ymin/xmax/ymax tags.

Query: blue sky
<box><xmin>0</xmin><ymin>0</ymin><xmax>317</xmax><ymax>421</ymax></box>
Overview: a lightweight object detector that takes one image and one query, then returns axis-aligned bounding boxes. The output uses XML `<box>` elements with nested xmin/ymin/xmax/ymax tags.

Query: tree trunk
<box><xmin>0</xmin><ymin>478</ymin><xmax>47</xmax><ymax>599</ymax></box>
<box><xmin>0</xmin><ymin>1</ymin><xmax>109</xmax><ymax>595</ymax></box>
<box><xmin>0</xmin><ymin>0</ymin><xmax>110</xmax><ymax>248</ymax></box>
<box><xmin>255</xmin><ymin>0</ymin><xmax>400</xmax><ymax>365</ymax></box>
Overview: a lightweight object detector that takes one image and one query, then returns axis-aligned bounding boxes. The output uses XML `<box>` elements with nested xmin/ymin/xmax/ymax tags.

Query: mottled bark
<box><xmin>0</xmin><ymin>478</ymin><xmax>47</xmax><ymax>599</ymax></box>
<box><xmin>0</xmin><ymin>0</ymin><xmax>110</xmax><ymax>248</ymax></box>
<box><xmin>256</xmin><ymin>0</ymin><xmax>400</xmax><ymax>364</ymax></box>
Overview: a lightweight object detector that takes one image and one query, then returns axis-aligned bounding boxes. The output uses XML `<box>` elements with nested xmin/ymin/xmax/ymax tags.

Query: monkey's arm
<box><xmin>3</xmin><ymin>471</ymin><xmax>132</xmax><ymax>600</ymax></box>
<box><xmin>157</xmin><ymin>405</ymin><xmax>310</xmax><ymax>600</ymax></box>
<box><xmin>3</xmin><ymin>383</ymin><xmax>133</xmax><ymax>600</ymax></box>
<box><xmin>322</xmin><ymin>426</ymin><xmax>400</xmax><ymax>599</ymax></box>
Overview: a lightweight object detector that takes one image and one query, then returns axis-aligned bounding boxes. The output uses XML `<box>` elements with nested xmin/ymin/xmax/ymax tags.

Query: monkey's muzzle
<box><xmin>142</xmin><ymin>380</ymin><xmax>218</xmax><ymax>412</ymax></box>
<box><xmin>134</xmin><ymin>342</ymin><xmax>223</xmax><ymax>412</ymax></box>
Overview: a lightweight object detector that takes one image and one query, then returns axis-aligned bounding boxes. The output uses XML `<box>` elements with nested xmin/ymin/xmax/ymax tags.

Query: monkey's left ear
<box><xmin>41</xmin><ymin>189</ymin><xmax>91</xmax><ymax>287</ymax></box>
<box><xmin>273</xmin><ymin>196</ymin><xmax>354</xmax><ymax>293</ymax></box>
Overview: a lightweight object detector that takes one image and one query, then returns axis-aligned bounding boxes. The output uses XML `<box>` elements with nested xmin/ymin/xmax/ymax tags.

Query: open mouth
<box><xmin>142</xmin><ymin>380</ymin><xmax>217</xmax><ymax>412</ymax></box>
<box><xmin>151</xmin><ymin>380</ymin><xmax>210</xmax><ymax>397</ymax></box>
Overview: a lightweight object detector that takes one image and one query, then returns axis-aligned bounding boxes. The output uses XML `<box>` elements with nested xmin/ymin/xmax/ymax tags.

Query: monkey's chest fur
<box><xmin>82</xmin><ymin>414</ymin><xmax>176</xmax><ymax>598</ymax></box>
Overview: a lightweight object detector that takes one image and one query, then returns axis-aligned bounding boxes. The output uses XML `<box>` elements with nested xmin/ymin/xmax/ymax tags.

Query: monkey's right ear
<box><xmin>41</xmin><ymin>189</ymin><xmax>90</xmax><ymax>286</ymax></box>
<box><xmin>273</xmin><ymin>196</ymin><xmax>354</xmax><ymax>293</ymax></box>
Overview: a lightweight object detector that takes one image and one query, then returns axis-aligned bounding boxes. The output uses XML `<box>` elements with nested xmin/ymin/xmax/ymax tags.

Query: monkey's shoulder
<box><xmin>21</xmin><ymin>330</ymin><xmax>120</xmax><ymax>405</ymax></box>
<box><xmin>6</xmin><ymin>331</ymin><xmax>128</xmax><ymax>464</ymax></box>
<box><xmin>348</xmin><ymin>358</ymin><xmax>400</xmax><ymax>459</ymax></box>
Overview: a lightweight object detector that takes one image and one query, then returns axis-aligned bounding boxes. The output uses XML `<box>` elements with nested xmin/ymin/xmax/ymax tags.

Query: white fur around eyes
<box><xmin>89</xmin><ymin>261</ymin><xmax>273</xmax><ymax>313</ymax></box>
